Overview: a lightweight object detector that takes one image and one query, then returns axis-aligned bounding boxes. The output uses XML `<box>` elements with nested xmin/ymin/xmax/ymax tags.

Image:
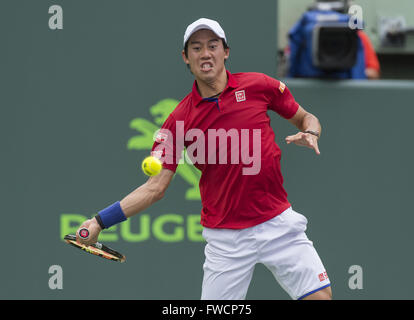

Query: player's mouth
<box><xmin>200</xmin><ymin>62</ymin><xmax>213</xmax><ymax>72</ymax></box>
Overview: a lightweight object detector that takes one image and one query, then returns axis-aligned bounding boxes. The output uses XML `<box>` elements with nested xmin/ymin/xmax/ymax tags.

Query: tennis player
<box><xmin>77</xmin><ymin>18</ymin><xmax>332</xmax><ymax>300</ymax></box>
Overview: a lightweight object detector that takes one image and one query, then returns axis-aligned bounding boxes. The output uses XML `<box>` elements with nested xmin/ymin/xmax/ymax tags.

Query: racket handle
<box><xmin>78</xmin><ymin>228</ymin><xmax>90</xmax><ymax>240</ymax></box>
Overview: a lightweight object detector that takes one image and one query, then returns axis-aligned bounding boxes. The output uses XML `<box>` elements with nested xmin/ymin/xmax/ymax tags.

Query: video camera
<box><xmin>287</xmin><ymin>0</ymin><xmax>366</xmax><ymax>79</ymax></box>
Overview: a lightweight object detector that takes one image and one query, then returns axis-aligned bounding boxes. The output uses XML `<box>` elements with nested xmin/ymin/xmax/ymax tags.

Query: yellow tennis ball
<box><xmin>141</xmin><ymin>156</ymin><xmax>162</xmax><ymax>176</ymax></box>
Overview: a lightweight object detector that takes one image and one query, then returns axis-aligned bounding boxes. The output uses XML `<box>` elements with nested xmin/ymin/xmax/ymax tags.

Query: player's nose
<box><xmin>200</xmin><ymin>47</ymin><xmax>212</xmax><ymax>59</ymax></box>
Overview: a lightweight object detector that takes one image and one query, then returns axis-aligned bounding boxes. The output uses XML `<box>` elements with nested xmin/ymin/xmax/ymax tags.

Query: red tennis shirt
<box><xmin>151</xmin><ymin>70</ymin><xmax>299</xmax><ymax>229</ymax></box>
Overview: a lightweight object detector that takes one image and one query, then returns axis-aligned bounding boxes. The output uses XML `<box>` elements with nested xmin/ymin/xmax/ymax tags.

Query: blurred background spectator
<box><xmin>357</xmin><ymin>29</ymin><xmax>381</xmax><ymax>79</ymax></box>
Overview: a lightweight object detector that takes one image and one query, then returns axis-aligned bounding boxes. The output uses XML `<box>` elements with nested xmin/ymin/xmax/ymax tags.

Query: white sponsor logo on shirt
<box><xmin>235</xmin><ymin>90</ymin><xmax>246</xmax><ymax>102</ymax></box>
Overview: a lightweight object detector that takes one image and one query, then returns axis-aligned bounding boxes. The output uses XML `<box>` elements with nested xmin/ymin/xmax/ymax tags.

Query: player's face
<box><xmin>182</xmin><ymin>29</ymin><xmax>229</xmax><ymax>84</ymax></box>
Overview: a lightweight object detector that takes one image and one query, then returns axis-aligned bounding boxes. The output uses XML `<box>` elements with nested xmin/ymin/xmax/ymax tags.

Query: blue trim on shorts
<box><xmin>297</xmin><ymin>284</ymin><xmax>331</xmax><ymax>300</ymax></box>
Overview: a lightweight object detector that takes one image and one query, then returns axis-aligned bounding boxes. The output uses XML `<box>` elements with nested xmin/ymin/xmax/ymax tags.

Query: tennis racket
<box><xmin>64</xmin><ymin>228</ymin><xmax>126</xmax><ymax>263</ymax></box>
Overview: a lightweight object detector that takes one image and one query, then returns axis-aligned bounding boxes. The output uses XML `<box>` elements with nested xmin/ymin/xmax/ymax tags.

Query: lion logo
<box><xmin>127</xmin><ymin>98</ymin><xmax>201</xmax><ymax>200</ymax></box>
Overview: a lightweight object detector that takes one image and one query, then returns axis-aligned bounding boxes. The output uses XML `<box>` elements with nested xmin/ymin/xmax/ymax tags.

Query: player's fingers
<box><xmin>314</xmin><ymin>142</ymin><xmax>321</xmax><ymax>155</ymax></box>
<box><xmin>285</xmin><ymin>135</ymin><xmax>293</xmax><ymax>142</ymax></box>
<box><xmin>76</xmin><ymin>233</ymin><xmax>94</xmax><ymax>246</ymax></box>
<box><xmin>305</xmin><ymin>136</ymin><xmax>320</xmax><ymax>155</ymax></box>
<box><xmin>286</xmin><ymin>132</ymin><xmax>303</xmax><ymax>143</ymax></box>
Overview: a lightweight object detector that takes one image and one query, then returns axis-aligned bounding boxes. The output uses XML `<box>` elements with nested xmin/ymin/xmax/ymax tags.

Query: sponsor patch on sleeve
<box><xmin>278</xmin><ymin>81</ymin><xmax>286</xmax><ymax>94</ymax></box>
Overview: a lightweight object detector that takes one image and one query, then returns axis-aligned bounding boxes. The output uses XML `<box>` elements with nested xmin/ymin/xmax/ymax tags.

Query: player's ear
<box><xmin>182</xmin><ymin>50</ymin><xmax>192</xmax><ymax>72</ymax></box>
<box><xmin>182</xmin><ymin>50</ymin><xmax>189</xmax><ymax>65</ymax></box>
<box><xmin>224</xmin><ymin>47</ymin><xmax>230</xmax><ymax>61</ymax></box>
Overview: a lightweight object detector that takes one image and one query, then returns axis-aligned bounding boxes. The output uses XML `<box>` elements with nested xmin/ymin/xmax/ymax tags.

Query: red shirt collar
<box><xmin>191</xmin><ymin>70</ymin><xmax>239</xmax><ymax>108</ymax></box>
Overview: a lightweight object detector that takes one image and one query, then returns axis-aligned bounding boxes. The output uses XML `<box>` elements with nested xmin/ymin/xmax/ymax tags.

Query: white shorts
<box><xmin>201</xmin><ymin>207</ymin><xmax>330</xmax><ymax>300</ymax></box>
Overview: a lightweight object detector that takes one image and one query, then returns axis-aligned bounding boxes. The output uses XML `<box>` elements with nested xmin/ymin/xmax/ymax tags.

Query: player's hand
<box><xmin>285</xmin><ymin>132</ymin><xmax>320</xmax><ymax>155</ymax></box>
<box><xmin>76</xmin><ymin>218</ymin><xmax>102</xmax><ymax>246</ymax></box>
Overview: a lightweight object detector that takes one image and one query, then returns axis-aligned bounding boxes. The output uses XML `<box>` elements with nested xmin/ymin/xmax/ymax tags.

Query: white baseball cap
<box><xmin>183</xmin><ymin>18</ymin><xmax>227</xmax><ymax>47</ymax></box>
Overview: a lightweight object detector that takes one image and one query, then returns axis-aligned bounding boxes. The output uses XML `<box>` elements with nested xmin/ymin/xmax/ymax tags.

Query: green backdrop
<box><xmin>1</xmin><ymin>0</ymin><xmax>414</xmax><ymax>300</ymax></box>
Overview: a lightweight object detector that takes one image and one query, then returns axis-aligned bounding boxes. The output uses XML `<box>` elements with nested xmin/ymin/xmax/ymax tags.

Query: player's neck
<box><xmin>196</xmin><ymin>69</ymin><xmax>228</xmax><ymax>98</ymax></box>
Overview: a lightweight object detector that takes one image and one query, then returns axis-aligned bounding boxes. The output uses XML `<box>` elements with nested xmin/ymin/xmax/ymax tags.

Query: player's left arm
<box><xmin>285</xmin><ymin>105</ymin><xmax>322</xmax><ymax>155</ymax></box>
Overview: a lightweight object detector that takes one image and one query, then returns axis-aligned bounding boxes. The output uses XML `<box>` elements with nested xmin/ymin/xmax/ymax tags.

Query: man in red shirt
<box><xmin>77</xmin><ymin>18</ymin><xmax>332</xmax><ymax>300</ymax></box>
<box><xmin>358</xmin><ymin>30</ymin><xmax>381</xmax><ymax>79</ymax></box>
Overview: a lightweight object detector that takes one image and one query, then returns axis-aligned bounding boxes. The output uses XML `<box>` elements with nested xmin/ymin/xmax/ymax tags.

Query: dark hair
<box><xmin>183</xmin><ymin>38</ymin><xmax>229</xmax><ymax>58</ymax></box>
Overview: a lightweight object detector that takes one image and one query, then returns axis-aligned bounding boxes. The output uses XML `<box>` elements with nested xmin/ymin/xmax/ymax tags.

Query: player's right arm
<box><xmin>76</xmin><ymin>169</ymin><xmax>175</xmax><ymax>245</ymax></box>
<box><xmin>77</xmin><ymin>111</ymin><xmax>181</xmax><ymax>245</ymax></box>
<box><xmin>120</xmin><ymin>168</ymin><xmax>175</xmax><ymax>218</ymax></box>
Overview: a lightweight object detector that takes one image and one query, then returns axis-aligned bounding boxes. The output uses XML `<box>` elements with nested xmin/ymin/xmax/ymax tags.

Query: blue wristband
<box><xmin>97</xmin><ymin>201</ymin><xmax>127</xmax><ymax>229</ymax></box>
